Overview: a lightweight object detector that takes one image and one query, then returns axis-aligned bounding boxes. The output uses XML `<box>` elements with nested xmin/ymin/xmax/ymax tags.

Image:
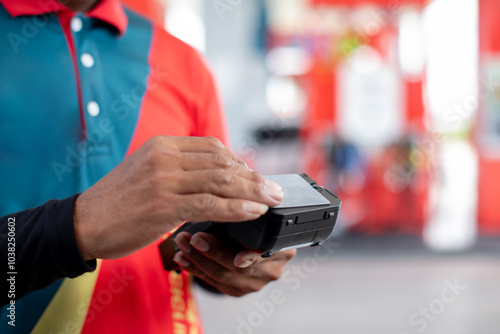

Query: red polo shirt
<box><xmin>0</xmin><ymin>0</ymin><xmax>228</xmax><ymax>333</ymax></box>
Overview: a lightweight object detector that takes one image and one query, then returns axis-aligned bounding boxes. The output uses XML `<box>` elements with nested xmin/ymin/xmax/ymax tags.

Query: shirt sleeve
<box><xmin>0</xmin><ymin>194</ymin><xmax>97</xmax><ymax>306</ymax></box>
<box><xmin>191</xmin><ymin>52</ymin><xmax>231</xmax><ymax>147</ymax></box>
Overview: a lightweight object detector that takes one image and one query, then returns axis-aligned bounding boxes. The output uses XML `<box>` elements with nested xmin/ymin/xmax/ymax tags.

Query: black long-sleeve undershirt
<box><xmin>0</xmin><ymin>194</ymin><xmax>97</xmax><ymax>306</ymax></box>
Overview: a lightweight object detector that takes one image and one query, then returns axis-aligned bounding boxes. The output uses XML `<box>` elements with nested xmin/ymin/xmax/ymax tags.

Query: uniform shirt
<box><xmin>0</xmin><ymin>0</ymin><xmax>228</xmax><ymax>332</ymax></box>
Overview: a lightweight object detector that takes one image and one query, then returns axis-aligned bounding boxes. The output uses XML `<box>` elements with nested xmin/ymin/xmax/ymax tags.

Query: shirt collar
<box><xmin>0</xmin><ymin>0</ymin><xmax>128</xmax><ymax>35</ymax></box>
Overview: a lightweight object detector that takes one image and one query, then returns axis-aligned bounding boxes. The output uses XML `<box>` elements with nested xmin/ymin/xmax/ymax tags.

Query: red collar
<box><xmin>0</xmin><ymin>0</ymin><xmax>127</xmax><ymax>35</ymax></box>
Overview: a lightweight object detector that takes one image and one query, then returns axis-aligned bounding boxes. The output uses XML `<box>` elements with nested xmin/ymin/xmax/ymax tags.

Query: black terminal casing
<box><xmin>159</xmin><ymin>173</ymin><xmax>341</xmax><ymax>271</ymax></box>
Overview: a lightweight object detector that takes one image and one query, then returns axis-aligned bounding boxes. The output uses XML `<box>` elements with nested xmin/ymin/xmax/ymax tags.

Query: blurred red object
<box><xmin>478</xmin><ymin>0</ymin><xmax>500</xmax><ymax>234</ymax></box>
<box><xmin>121</xmin><ymin>0</ymin><xmax>164</xmax><ymax>25</ymax></box>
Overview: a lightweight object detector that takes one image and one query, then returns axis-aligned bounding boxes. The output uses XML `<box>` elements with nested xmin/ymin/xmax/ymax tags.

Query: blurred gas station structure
<box><xmin>118</xmin><ymin>1</ymin><xmax>500</xmax><ymax>333</ymax></box>
<box><xmin>123</xmin><ymin>0</ymin><xmax>500</xmax><ymax>251</ymax></box>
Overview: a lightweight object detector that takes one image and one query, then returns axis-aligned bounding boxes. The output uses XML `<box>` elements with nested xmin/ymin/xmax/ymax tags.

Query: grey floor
<box><xmin>195</xmin><ymin>237</ymin><xmax>500</xmax><ymax>334</ymax></box>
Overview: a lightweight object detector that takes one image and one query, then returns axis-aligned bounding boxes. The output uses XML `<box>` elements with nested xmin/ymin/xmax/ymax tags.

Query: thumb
<box><xmin>234</xmin><ymin>250</ymin><xmax>260</xmax><ymax>268</ymax></box>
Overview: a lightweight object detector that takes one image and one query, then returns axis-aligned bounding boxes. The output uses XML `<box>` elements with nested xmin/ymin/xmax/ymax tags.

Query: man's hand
<box><xmin>73</xmin><ymin>136</ymin><xmax>283</xmax><ymax>261</ymax></box>
<box><xmin>173</xmin><ymin>232</ymin><xmax>296</xmax><ymax>297</ymax></box>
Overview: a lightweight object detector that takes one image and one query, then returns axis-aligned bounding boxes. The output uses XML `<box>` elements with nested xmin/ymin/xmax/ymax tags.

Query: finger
<box><xmin>176</xmin><ymin>155</ymin><xmax>282</xmax><ymax>194</ymax></box>
<box><xmin>173</xmin><ymin>251</ymin><xmax>250</xmax><ymax>297</ymax></box>
<box><xmin>174</xmin><ymin>232</ymin><xmax>193</xmax><ymax>254</ymax></box>
<box><xmin>167</xmin><ymin>170</ymin><xmax>283</xmax><ymax>206</ymax></box>
<box><xmin>174</xmin><ymin>233</ymin><xmax>289</xmax><ymax>295</ymax></box>
<box><xmin>174</xmin><ymin>194</ymin><xmax>269</xmax><ymax>223</ymax></box>
<box><xmin>169</xmin><ymin>155</ymin><xmax>282</xmax><ymax>192</ymax></box>
<box><xmin>273</xmin><ymin>249</ymin><xmax>297</xmax><ymax>262</ymax></box>
<box><xmin>179</xmin><ymin>232</ymin><xmax>234</xmax><ymax>271</ymax></box>
<box><xmin>174</xmin><ymin>233</ymin><xmax>260</xmax><ymax>294</ymax></box>
<box><xmin>234</xmin><ymin>250</ymin><xmax>262</xmax><ymax>268</ymax></box>
<box><xmin>189</xmin><ymin>233</ymin><xmax>263</xmax><ymax>270</ymax></box>
<box><xmin>168</xmin><ymin>136</ymin><xmax>248</xmax><ymax>167</ymax></box>
<box><xmin>172</xmin><ymin>250</ymin><xmax>191</xmax><ymax>268</ymax></box>
<box><xmin>148</xmin><ymin>137</ymin><xmax>282</xmax><ymax>190</ymax></box>
<box><xmin>236</xmin><ymin>169</ymin><xmax>283</xmax><ymax>191</ymax></box>
<box><xmin>176</xmin><ymin>152</ymin><xmax>239</xmax><ymax>171</ymax></box>
<box><xmin>175</xmin><ymin>232</ymin><xmax>260</xmax><ymax>272</ymax></box>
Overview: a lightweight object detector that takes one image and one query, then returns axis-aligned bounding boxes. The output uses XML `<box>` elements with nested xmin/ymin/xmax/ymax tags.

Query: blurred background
<box><xmin>125</xmin><ymin>0</ymin><xmax>500</xmax><ymax>333</ymax></box>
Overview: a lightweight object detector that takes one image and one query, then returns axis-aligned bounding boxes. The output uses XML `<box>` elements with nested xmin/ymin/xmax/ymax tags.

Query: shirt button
<box><xmin>81</xmin><ymin>53</ymin><xmax>94</xmax><ymax>68</ymax></box>
<box><xmin>71</xmin><ymin>16</ymin><xmax>83</xmax><ymax>32</ymax></box>
<box><xmin>87</xmin><ymin>101</ymin><xmax>100</xmax><ymax>117</ymax></box>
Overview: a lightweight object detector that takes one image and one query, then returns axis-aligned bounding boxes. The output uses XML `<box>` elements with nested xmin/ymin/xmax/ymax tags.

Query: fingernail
<box><xmin>245</xmin><ymin>202</ymin><xmax>269</xmax><ymax>215</ymax></box>
<box><xmin>190</xmin><ymin>234</ymin><xmax>210</xmax><ymax>252</ymax></box>
<box><xmin>174</xmin><ymin>234</ymin><xmax>191</xmax><ymax>254</ymax></box>
<box><xmin>265</xmin><ymin>179</ymin><xmax>282</xmax><ymax>191</ymax></box>
<box><xmin>266</xmin><ymin>186</ymin><xmax>284</xmax><ymax>202</ymax></box>
<box><xmin>173</xmin><ymin>252</ymin><xmax>190</xmax><ymax>268</ymax></box>
<box><xmin>237</xmin><ymin>258</ymin><xmax>254</xmax><ymax>268</ymax></box>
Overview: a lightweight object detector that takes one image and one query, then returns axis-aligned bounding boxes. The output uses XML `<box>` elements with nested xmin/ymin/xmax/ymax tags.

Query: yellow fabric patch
<box><xmin>32</xmin><ymin>260</ymin><xmax>102</xmax><ymax>334</ymax></box>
